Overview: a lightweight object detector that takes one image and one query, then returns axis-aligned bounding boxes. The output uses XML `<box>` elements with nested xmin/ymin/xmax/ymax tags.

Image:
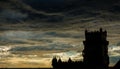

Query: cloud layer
<box><xmin>0</xmin><ymin>0</ymin><xmax>120</xmax><ymax>68</ymax></box>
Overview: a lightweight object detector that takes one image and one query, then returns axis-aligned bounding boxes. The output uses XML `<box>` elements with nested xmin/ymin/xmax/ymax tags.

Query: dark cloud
<box><xmin>0</xmin><ymin>37</ymin><xmax>28</xmax><ymax>45</ymax></box>
<box><xmin>0</xmin><ymin>0</ymin><xmax>120</xmax><ymax>32</ymax></box>
<box><xmin>0</xmin><ymin>10</ymin><xmax>28</xmax><ymax>22</ymax></box>
<box><xmin>0</xmin><ymin>31</ymin><xmax>82</xmax><ymax>45</ymax></box>
<box><xmin>0</xmin><ymin>0</ymin><xmax>9</xmax><ymax>2</ymax></box>
<box><xmin>44</xmin><ymin>32</ymin><xmax>81</xmax><ymax>38</ymax></box>
<box><xmin>10</xmin><ymin>43</ymin><xmax>77</xmax><ymax>51</ymax></box>
<box><xmin>0</xmin><ymin>0</ymin><xmax>63</xmax><ymax>24</ymax></box>
<box><xmin>22</xmin><ymin>0</ymin><xmax>65</xmax><ymax>12</ymax></box>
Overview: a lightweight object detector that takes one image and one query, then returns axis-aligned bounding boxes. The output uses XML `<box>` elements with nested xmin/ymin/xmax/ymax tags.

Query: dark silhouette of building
<box><xmin>52</xmin><ymin>28</ymin><xmax>119</xmax><ymax>69</ymax></box>
<box><xmin>52</xmin><ymin>57</ymin><xmax>84</xmax><ymax>69</ymax></box>
<box><xmin>83</xmin><ymin>28</ymin><xmax>109</xmax><ymax>69</ymax></box>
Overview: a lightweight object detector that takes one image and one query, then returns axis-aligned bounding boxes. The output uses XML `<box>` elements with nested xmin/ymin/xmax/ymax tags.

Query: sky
<box><xmin>0</xmin><ymin>0</ymin><xmax>120</xmax><ymax>68</ymax></box>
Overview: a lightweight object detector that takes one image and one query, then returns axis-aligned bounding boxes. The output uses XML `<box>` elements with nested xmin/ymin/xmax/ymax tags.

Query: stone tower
<box><xmin>82</xmin><ymin>28</ymin><xmax>109</xmax><ymax>69</ymax></box>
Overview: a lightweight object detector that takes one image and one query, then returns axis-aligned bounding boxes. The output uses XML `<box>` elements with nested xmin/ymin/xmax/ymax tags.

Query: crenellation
<box><xmin>85</xmin><ymin>28</ymin><xmax>107</xmax><ymax>41</ymax></box>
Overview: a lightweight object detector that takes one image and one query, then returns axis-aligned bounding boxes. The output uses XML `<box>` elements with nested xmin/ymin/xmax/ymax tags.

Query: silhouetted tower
<box><xmin>83</xmin><ymin>28</ymin><xmax>109</xmax><ymax>69</ymax></box>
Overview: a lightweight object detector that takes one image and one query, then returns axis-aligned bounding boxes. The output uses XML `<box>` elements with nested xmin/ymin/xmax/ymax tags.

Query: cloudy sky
<box><xmin>0</xmin><ymin>0</ymin><xmax>120</xmax><ymax>68</ymax></box>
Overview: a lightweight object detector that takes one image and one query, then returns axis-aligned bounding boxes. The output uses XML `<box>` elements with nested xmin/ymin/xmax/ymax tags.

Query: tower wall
<box><xmin>83</xmin><ymin>28</ymin><xmax>109</xmax><ymax>69</ymax></box>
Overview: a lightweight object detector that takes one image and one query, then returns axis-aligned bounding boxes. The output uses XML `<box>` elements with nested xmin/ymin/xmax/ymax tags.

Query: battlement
<box><xmin>85</xmin><ymin>28</ymin><xmax>107</xmax><ymax>41</ymax></box>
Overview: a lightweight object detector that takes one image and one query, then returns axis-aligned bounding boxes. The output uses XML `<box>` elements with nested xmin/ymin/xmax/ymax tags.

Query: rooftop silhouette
<box><xmin>52</xmin><ymin>28</ymin><xmax>120</xmax><ymax>69</ymax></box>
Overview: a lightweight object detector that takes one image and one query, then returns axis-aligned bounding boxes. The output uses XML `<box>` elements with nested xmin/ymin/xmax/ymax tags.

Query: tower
<box><xmin>83</xmin><ymin>28</ymin><xmax>109</xmax><ymax>69</ymax></box>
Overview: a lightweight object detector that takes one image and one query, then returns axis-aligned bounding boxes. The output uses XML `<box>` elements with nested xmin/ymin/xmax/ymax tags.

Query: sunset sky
<box><xmin>0</xmin><ymin>0</ymin><xmax>120</xmax><ymax>68</ymax></box>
